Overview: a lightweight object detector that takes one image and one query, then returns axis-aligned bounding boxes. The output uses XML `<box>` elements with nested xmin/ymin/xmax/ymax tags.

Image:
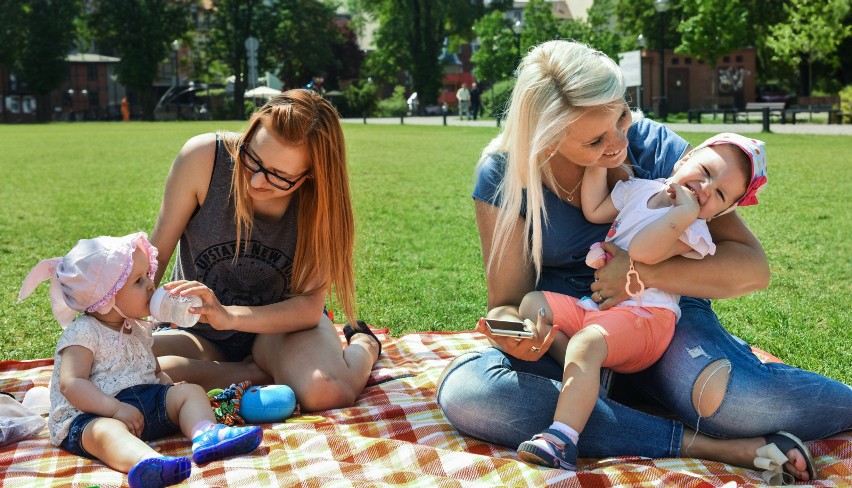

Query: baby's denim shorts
<box><xmin>60</xmin><ymin>383</ymin><xmax>179</xmax><ymax>459</ymax></box>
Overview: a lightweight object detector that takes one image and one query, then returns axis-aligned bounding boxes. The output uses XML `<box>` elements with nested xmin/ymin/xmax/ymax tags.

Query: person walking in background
<box><xmin>456</xmin><ymin>83</ymin><xmax>471</xmax><ymax>120</ymax></box>
<box><xmin>121</xmin><ymin>97</ymin><xmax>130</xmax><ymax>122</ymax></box>
<box><xmin>470</xmin><ymin>82</ymin><xmax>482</xmax><ymax>121</ymax></box>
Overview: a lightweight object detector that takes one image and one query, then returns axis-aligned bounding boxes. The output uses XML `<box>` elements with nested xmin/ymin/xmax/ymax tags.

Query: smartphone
<box><xmin>484</xmin><ymin>318</ymin><xmax>533</xmax><ymax>338</ymax></box>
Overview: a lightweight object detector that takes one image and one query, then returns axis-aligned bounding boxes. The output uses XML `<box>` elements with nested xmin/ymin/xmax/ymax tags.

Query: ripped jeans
<box><xmin>437</xmin><ymin>297</ymin><xmax>852</xmax><ymax>456</ymax></box>
<box><xmin>630</xmin><ymin>297</ymin><xmax>852</xmax><ymax>441</ymax></box>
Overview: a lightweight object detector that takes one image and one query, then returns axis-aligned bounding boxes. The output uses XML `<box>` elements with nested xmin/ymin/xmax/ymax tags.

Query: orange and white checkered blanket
<box><xmin>1</xmin><ymin>330</ymin><xmax>850</xmax><ymax>487</ymax></box>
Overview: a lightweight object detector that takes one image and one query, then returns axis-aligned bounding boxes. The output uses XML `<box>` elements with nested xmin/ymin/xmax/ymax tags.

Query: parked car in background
<box><xmin>757</xmin><ymin>84</ymin><xmax>791</xmax><ymax>105</ymax></box>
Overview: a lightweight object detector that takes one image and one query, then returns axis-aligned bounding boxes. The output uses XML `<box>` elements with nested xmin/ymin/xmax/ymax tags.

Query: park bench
<box><xmin>731</xmin><ymin>102</ymin><xmax>787</xmax><ymax>123</ymax></box>
<box><xmin>687</xmin><ymin>107</ymin><xmax>738</xmax><ymax>123</ymax></box>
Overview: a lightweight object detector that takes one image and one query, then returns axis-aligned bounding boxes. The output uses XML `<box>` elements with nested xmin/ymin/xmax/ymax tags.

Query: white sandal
<box><xmin>754</xmin><ymin>431</ymin><xmax>816</xmax><ymax>485</ymax></box>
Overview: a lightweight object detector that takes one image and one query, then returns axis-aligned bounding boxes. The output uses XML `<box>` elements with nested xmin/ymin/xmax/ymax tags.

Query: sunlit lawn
<box><xmin>0</xmin><ymin>121</ymin><xmax>849</xmax><ymax>384</ymax></box>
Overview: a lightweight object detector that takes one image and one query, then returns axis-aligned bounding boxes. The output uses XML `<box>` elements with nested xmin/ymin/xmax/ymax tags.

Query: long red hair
<box><xmin>223</xmin><ymin>89</ymin><xmax>356</xmax><ymax>324</ymax></box>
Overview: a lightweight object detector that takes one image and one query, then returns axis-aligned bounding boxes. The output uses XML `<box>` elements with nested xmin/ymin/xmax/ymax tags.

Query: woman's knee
<box><xmin>691</xmin><ymin>358</ymin><xmax>732</xmax><ymax>417</ymax></box>
<box><xmin>437</xmin><ymin>351</ymin><xmax>484</xmax><ymax>408</ymax></box>
<box><xmin>292</xmin><ymin>371</ymin><xmax>359</xmax><ymax>412</ymax></box>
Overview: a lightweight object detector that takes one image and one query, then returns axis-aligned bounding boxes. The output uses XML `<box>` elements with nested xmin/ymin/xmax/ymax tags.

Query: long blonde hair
<box><xmin>223</xmin><ymin>89</ymin><xmax>356</xmax><ymax>323</ymax></box>
<box><xmin>477</xmin><ymin>40</ymin><xmax>626</xmax><ymax>280</ymax></box>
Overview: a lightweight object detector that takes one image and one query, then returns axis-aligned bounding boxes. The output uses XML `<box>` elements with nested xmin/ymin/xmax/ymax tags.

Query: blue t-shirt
<box><xmin>472</xmin><ymin>117</ymin><xmax>689</xmax><ymax>298</ymax></box>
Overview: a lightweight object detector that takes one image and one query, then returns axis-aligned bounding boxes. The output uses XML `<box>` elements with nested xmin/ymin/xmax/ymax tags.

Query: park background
<box><xmin>1</xmin><ymin>0</ymin><xmax>851</xmax><ymax>124</ymax></box>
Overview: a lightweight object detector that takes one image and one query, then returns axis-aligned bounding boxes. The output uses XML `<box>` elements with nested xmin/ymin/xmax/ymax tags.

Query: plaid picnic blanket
<box><xmin>1</xmin><ymin>330</ymin><xmax>850</xmax><ymax>487</ymax></box>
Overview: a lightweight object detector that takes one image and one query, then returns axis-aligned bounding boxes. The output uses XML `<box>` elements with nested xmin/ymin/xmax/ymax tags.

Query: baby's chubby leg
<box><xmin>81</xmin><ymin>417</ymin><xmax>162</xmax><ymax>472</ymax></box>
<box><xmin>164</xmin><ymin>382</ymin><xmax>217</xmax><ymax>437</ymax></box>
<box><xmin>554</xmin><ymin>327</ymin><xmax>609</xmax><ymax>433</ymax></box>
<box><xmin>519</xmin><ymin>291</ymin><xmax>551</xmax><ymax>323</ymax></box>
<box><xmin>521</xmin><ymin>290</ymin><xmax>610</xmax><ymax>432</ymax></box>
<box><xmin>166</xmin><ymin>382</ymin><xmax>263</xmax><ymax>465</ymax></box>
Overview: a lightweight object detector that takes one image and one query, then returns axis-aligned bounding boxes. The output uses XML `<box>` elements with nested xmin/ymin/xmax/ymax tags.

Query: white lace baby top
<box><xmin>48</xmin><ymin>315</ymin><xmax>159</xmax><ymax>446</ymax></box>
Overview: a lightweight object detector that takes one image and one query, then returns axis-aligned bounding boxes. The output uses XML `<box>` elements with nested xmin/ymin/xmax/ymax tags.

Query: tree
<box><xmin>326</xmin><ymin>20</ymin><xmax>365</xmax><ymax>90</ymax></box>
<box><xmin>740</xmin><ymin>0</ymin><xmax>790</xmax><ymax>87</ymax></box>
<box><xmin>765</xmin><ymin>0</ymin><xmax>852</xmax><ymax>95</ymax></box>
<box><xmin>552</xmin><ymin>0</ymin><xmax>623</xmax><ymax>60</ymax></box>
<box><xmin>616</xmin><ymin>0</ymin><xmax>684</xmax><ymax>51</ymax></box>
<box><xmin>361</xmin><ymin>0</ymin><xmax>495</xmax><ymax>107</ymax></box>
<box><xmin>269</xmin><ymin>0</ymin><xmax>342</xmax><ymax>89</ymax></box>
<box><xmin>520</xmin><ymin>0</ymin><xmax>560</xmax><ymax>52</ymax></box>
<box><xmin>208</xmin><ymin>0</ymin><xmax>261</xmax><ymax>120</ymax></box>
<box><xmin>88</xmin><ymin>0</ymin><xmax>191</xmax><ymax>120</ymax></box>
<box><xmin>13</xmin><ymin>0</ymin><xmax>80</xmax><ymax>122</ymax></box>
<box><xmin>676</xmin><ymin>0</ymin><xmax>749</xmax><ymax>102</ymax></box>
<box><xmin>583</xmin><ymin>0</ymin><xmax>626</xmax><ymax>59</ymax></box>
<box><xmin>0</xmin><ymin>0</ymin><xmax>27</xmax><ymax>68</ymax></box>
<box><xmin>208</xmin><ymin>0</ymin><xmax>343</xmax><ymax>119</ymax></box>
<box><xmin>470</xmin><ymin>11</ymin><xmax>516</xmax><ymax>86</ymax></box>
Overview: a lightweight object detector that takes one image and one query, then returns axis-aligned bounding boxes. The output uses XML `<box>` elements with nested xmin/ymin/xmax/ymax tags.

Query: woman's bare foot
<box><xmin>682</xmin><ymin>429</ymin><xmax>811</xmax><ymax>481</ymax></box>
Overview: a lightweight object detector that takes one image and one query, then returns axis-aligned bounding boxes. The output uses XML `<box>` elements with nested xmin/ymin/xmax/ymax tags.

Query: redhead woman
<box><xmin>151</xmin><ymin>90</ymin><xmax>381</xmax><ymax>412</ymax></box>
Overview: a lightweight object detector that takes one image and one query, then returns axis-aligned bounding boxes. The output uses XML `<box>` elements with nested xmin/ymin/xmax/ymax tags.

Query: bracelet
<box><xmin>625</xmin><ymin>259</ymin><xmax>645</xmax><ymax>298</ymax></box>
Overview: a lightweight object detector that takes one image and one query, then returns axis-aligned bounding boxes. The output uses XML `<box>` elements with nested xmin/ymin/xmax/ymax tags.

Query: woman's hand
<box><xmin>162</xmin><ymin>280</ymin><xmax>233</xmax><ymax>330</ymax></box>
<box><xmin>591</xmin><ymin>242</ymin><xmax>631</xmax><ymax>310</ymax></box>
<box><xmin>475</xmin><ymin>311</ymin><xmax>560</xmax><ymax>362</ymax></box>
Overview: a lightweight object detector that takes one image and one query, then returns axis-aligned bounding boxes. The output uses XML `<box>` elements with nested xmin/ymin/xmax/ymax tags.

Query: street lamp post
<box><xmin>636</xmin><ymin>34</ymin><xmax>646</xmax><ymax>111</ymax></box>
<box><xmin>512</xmin><ymin>20</ymin><xmax>523</xmax><ymax>72</ymax></box>
<box><xmin>172</xmin><ymin>40</ymin><xmax>181</xmax><ymax>119</ymax></box>
<box><xmin>654</xmin><ymin>0</ymin><xmax>669</xmax><ymax>121</ymax></box>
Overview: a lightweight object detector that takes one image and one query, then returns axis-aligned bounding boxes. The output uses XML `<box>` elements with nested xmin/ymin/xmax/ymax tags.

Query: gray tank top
<box><xmin>171</xmin><ymin>133</ymin><xmax>299</xmax><ymax>340</ymax></box>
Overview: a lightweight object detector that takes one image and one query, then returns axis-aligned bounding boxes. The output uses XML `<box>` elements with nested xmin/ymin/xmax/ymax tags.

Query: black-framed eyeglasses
<box><xmin>238</xmin><ymin>144</ymin><xmax>310</xmax><ymax>191</ymax></box>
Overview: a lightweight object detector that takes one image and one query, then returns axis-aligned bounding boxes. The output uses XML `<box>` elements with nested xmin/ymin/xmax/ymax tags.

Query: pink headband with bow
<box><xmin>18</xmin><ymin>233</ymin><xmax>158</xmax><ymax>328</ymax></box>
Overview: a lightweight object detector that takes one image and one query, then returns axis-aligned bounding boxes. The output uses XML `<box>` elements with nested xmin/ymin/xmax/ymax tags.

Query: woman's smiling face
<box><xmin>552</xmin><ymin>101</ymin><xmax>631</xmax><ymax>169</ymax></box>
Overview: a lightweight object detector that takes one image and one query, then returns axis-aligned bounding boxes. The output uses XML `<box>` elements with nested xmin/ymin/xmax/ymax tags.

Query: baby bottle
<box><xmin>150</xmin><ymin>286</ymin><xmax>202</xmax><ymax>327</ymax></box>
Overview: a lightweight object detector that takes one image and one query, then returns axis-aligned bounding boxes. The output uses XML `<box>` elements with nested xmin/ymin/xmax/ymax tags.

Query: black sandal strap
<box><xmin>343</xmin><ymin>320</ymin><xmax>382</xmax><ymax>357</ymax></box>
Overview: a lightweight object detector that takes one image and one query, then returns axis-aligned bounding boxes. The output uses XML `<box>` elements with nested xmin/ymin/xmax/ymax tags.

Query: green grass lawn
<box><xmin>1</xmin><ymin>122</ymin><xmax>849</xmax><ymax>384</ymax></box>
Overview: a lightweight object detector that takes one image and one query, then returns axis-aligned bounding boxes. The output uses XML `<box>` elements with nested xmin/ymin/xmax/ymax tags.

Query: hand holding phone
<box><xmin>484</xmin><ymin>318</ymin><xmax>533</xmax><ymax>338</ymax></box>
<box><xmin>476</xmin><ymin>312</ymin><xmax>560</xmax><ymax>362</ymax></box>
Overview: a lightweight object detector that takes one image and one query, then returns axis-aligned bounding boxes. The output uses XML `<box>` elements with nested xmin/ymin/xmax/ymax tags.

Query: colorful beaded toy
<box><xmin>208</xmin><ymin>381</ymin><xmax>251</xmax><ymax>426</ymax></box>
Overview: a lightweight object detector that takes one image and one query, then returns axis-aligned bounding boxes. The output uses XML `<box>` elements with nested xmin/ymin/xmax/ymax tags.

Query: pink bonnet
<box><xmin>695</xmin><ymin>133</ymin><xmax>768</xmax><ymax>215</ymax></box>
<box><xmin>18</xmin><ymin>232</ymin><xmax>158</xmax><ymax>328</ymax></box>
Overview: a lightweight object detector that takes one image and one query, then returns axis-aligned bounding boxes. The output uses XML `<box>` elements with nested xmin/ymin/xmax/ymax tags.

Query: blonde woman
<box><xmin>437</xmin><ymin>40</ymin><xmax>850</xmax><ymax>482</ymax></box>
<box><xmin>151</xmin><ymin>90</ymin><xmax>380</xmax><ymax>411</ymax></box>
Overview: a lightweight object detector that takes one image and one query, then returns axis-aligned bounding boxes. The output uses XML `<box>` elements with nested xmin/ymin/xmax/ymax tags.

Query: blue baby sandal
<box><xmin>127</xmin><ymin>456</ymin><xmax>191</xmax><ymax>488</ymax></box>
<box><xmin>191</xmin><ymin>424</ymin><xmax>263</xmax><ymax>465</ymax></box>
<box><xmin>518</xmin><ymin>428</ymin><xmax>578</xmax><ymax>470</ymax></box>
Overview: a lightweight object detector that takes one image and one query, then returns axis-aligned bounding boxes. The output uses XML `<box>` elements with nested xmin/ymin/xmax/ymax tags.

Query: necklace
<box><xmin>552</xmin><ymin>176</ymin><xmax>583</xmax><ymax>202</ymax></box>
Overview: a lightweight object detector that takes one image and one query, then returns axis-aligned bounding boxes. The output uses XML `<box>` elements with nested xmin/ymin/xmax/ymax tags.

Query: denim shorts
<box><xmin>60</xmin><ymin>383</ymin><xmax>179</xmax><ymax>459</ymax></box>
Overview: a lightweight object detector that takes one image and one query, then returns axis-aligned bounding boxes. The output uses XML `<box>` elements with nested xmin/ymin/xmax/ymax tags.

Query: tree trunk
<box><xmin>139</xmin><ymin>87</ymin><xmax>156</xmax><ymax>121</ymax></box>
<box><xmin>798</xmin><ymin>58</ymin><xmax>809</xmax><ymax>96</ymax></box>
<box><xmin>35</xmin><ymin>93</ymin><xmax>52</xmax><ymax>123</ymax></box>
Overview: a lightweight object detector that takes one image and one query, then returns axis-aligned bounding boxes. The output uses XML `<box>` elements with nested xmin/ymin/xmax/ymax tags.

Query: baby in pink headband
<box><xmin>19</xmin><ymin>233</ymin><xmax>263</xmax><ymax>488</ymax></box>
<box><xmin>514</xmin><ymin>133</ymin><xmax>769</xmax><ymax>471</ymax></box>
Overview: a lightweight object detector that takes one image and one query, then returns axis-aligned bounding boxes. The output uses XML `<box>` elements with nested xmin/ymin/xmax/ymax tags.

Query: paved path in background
<box><xmin>342</xmin><ymin>116</ymin><xmax>852</xmax><ymax>135</ymax></box>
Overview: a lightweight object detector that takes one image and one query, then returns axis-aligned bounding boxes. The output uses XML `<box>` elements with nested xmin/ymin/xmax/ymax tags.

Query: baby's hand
<box><xmin>666</xmin><ymin>182</ymin><xmax>699</xmax><ymax>210</ymax></box>
<box><xmin>112</xmin><ymin>403</ymin><xmax>144</xmax><ymax>437</ymax></box>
